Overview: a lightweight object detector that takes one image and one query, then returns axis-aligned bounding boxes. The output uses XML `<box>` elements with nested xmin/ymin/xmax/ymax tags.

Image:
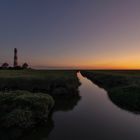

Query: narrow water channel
<box><xmin>48</xmin><ymin>72</ymin><xmax>140</xmax><ymax>140</ymax></box>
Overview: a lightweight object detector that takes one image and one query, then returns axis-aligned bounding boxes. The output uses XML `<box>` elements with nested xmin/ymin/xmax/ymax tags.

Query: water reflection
<box><xmin>85</xmin><ymin>76</ymin><xmax>140</xmax><ymax>114</ymax></box>
<box><xmin>2</xmin><ymin>72</ymin><xmax>140</xmax><ymax>140</ymax></box>
<box><xmin>47</xmin><ymin>73</ymin><xmax>140</xmax><ymax>140</ymax></box>
<box><xmin>0</xmin><ymin>90</ymin><xmax>81</xmax><ymax>140</ymax></box>
<box><xmin>81</xmin><ymin>71</ymin><xmax>140</xmax><ymax>114</ymax></box>
<box><xmin>25</xmin><ymin>73</ymin><xmax>140</xmax><ymax>140</ymax></box>
<box><xmin>54</xmin><ymin>93</ymin><xmax>81</xmax><ymax>112</ymax></box>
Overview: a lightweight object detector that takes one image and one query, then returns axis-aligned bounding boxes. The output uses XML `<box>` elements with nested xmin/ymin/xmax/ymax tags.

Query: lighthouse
<box><xmin>14</xmin><ymin>48</ymin><xmax>18</xmax><ymax>67</ymax></box>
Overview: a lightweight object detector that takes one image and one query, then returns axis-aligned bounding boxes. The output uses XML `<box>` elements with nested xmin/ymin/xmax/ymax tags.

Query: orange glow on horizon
<box><xmin>34</xmin><ymin>61</ymin><xmax>140</xmax><ymax>70</ymax></box>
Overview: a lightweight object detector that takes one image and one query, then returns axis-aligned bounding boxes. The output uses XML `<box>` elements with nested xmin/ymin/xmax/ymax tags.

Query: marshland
<box><xmin>1</xmin><ymin>70</ymin><xmax>140</xmax><ymax>140</ymax></box>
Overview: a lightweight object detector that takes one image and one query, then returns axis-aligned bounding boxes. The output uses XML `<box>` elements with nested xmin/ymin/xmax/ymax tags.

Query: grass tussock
<box><xmin>0</xmin><ymin>90</ymin><xmax>54</xmax><ymax>129</ymax></box>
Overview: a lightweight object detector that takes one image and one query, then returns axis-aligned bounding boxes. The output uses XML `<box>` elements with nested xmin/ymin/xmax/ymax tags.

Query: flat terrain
<box><xmin>0</xmin><ymin>70</ymin><xmax>80</xmax><ymax>96</ymax></box>
<box><xmin>81</xmin><ymin>70</ymin><xmax>140</xmax><ymax>114</ymax></box>
<box><xmin>0</xmin><ymin>69</ymin><xmax>77</xmax><ymax>78</ymax></box>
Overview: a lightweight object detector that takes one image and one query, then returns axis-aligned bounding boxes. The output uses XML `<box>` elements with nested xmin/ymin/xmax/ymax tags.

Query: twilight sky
<box><xmin>0</xmin><ymin>0</ymin><xmax>140</xmax><ymax>69</ymax></box>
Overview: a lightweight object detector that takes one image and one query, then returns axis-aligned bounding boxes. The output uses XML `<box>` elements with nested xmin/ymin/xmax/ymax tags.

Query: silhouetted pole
<box><xmin>14</xmin><ymin>48</ymin><xmax>18</xmax><ymax>67</ymax></box>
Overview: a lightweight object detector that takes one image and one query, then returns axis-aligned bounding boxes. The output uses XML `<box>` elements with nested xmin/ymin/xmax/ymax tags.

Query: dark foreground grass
<box><xmin>0</xmin><ymin>90</ymin><xmax>54</xmax><ymax>129</ymax></box>
<box><xmin>81</xmin><ymin>70</ymin><xmax>140</xmax><ymax>114</ymax></box>
<box><xmin>0</xmin><ymin>70</ymin><xmax>81</xmax><ymax>140</ymax></box>
<box><xmin>0</xmin><ymin>90</ymin><xmax>54</xmax><ymax>140</ymax></box>
<box><xmin>0</xmin><ymin>70</ymin><xmax>80</xmax><ymax>97</ymax></box>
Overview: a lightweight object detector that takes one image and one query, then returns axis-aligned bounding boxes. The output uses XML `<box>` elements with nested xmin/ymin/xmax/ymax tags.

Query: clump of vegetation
<box><xmin>81</xmin><ymin>70</ymin><xmax>140</xmax><ymax>114</ymax></box>
<box><xmin>0</xmin><ymin>70</ymin><xmax>81</xmax><ymax>140</ymax></box>
<box><xmin>0</xmin><ymin>90</ymin><xmax>54</xmax><ymax>129</ymax></box>
<box><xmin>108</xmin><ymin>86</ymin><xmax>140</xmax><ymax>113</ymax></box>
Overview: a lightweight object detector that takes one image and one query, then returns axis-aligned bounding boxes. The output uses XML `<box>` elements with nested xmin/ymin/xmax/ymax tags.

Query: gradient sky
<box><xmin>0</xmin><ymin>0</ymin><xmax>140</xmax><ymax>69</ymax></box>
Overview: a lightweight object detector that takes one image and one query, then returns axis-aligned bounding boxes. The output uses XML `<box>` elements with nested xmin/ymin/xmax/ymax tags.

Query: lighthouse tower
<box><xmin>14</xmin><ymin>48</ymin><xmax>18</xmax><ymax>67</ymax></box>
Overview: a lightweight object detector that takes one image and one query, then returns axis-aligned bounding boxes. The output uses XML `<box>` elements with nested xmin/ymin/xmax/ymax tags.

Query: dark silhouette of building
<box><xmin>1</xmin><ymin>63</ymin><xmax>9</xmax><ymax>69</ymax></box>
<box><xmin>14</xmin><ymin>48</ymin><xmax>18</xmax><ymax>67</ymax></box>
<box><xmin>22</xmin><ymin>63</ymin><xmax>29</xmax><ymax>69</ymax></box>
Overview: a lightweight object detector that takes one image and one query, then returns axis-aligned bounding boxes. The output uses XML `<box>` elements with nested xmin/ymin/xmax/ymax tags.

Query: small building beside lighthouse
<box><xmin>0</xmin><ymin>48</ymin><xmax>29</xmax><ymax>69</ymax></box>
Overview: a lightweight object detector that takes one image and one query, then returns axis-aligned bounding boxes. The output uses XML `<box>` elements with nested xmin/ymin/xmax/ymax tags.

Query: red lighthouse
<box><xmin>14</xmin><ymin>48</ymin><xmax>18</xmax><ymax>67</ymax></box>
